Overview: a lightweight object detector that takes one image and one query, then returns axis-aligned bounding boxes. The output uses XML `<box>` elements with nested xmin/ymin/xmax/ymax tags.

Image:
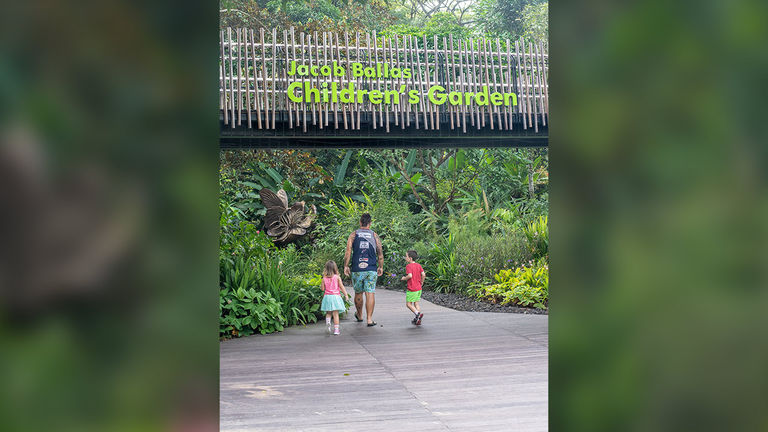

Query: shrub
<box><xmin>472</xmin><ymin>259</ymin><xmax>549</xmax><ymax>309</ymax></box>
<box><xmin>220</xmin><ymin>257</ymin><xmax>286</xmax><ymax>337</ymax></box>
<box><xmin>523</xmin><ymin>215</ymin><xmax>548</xmax><ymax>259</ymax></box>
<box><xmin>220</xmin><ymin>220</ymin><xmax>273</xmax><ymax>263</ymax></box>
<box><xmin>311</xmin><ymin>193</ymin><xmax>422</xmax><ymax>276</ymax></box>
<box><xmin>219</xmin><ymin>255</ymin><xmax>323</xmax><ymax>339</ymax></box>
<box><xmin>452</xmin><ymin>231</ymin><xmax>533</xmax><ymax>293</ymax></box>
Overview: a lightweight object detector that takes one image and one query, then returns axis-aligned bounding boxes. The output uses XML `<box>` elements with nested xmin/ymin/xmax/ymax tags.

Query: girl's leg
<box><xmin>332</xmin><ymin>311</ymin><xmax>340</xmax><ymax>335</ymax></box>
<box><xmin>325</xmin><ymin>312</ymin><xmax>332</xmax><ymax>325</ymax></box>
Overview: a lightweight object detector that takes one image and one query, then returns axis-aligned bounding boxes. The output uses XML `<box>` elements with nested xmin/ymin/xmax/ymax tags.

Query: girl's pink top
<box><xmin>323</xmin><ymin>276</ymin><xmax>341</xmax><ymax>295</ymax></box>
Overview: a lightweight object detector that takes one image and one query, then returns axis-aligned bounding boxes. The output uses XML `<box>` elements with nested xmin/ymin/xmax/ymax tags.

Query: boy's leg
<box><xmin>406</xmin><ymin>301</ymin><xmax>418</xmax><ymax>314</ymax></box>
<box><xmin>414</xmin><ymin>301</ymin><xmax>421</xmax><ymax>313</ymax></box>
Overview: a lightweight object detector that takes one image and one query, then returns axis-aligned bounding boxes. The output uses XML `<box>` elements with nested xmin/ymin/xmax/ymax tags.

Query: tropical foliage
<box><xmin>220</xmin><ymin>0</ymin><xmax>548</xmax><ymax>43</ymax></box>
<box><xmin>220</xmin><ymin>147</ymin><xmax>548</xmax><ymax>338</ymax></box>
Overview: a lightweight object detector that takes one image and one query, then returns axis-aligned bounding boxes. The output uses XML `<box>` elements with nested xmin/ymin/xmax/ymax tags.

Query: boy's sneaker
<box><xmin>411</xmin><ymin>316</ymin><xmax>418</xmax><ymax>325</ymax></box>
<box><xmin>415</xmin><ymin>313</ymin><xmax>424</xmax><ymax>325</ymax></box>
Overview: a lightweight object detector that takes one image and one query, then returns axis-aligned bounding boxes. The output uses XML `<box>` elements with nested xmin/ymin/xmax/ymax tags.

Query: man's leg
<box><xmin>354</xmin><ymin>292</ymin><xmax>364</xmax><ymax>319</ymax></box>
<box><xmin>365</xmin><ymin>292</ymin><xmax>375</xmax><ymax>324</ymax></box>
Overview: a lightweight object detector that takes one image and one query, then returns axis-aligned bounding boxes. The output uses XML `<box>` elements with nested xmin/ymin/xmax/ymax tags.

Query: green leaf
<box><xmin>335</xmin><ymin>151</ymin><xmax>353</xmax><ymax>186</ymax></box>
<box><xmin>405</xmin><ymin>150</ymin><xmax>417</xmax><ymax>174</ymax></box>
<box><xmin>265</xmin><ymin>168</ymin><xmax>283</xmax><ymax>184</ymax></box>
<box><xmin>241</xmin><ymin>181</ymin><xmax>261</xmax><ymax>189</ymax></box>
<box><xmin>456</xmin><ymin>149</ymin><xmax>466</xmax><ymax>168</ymax></box>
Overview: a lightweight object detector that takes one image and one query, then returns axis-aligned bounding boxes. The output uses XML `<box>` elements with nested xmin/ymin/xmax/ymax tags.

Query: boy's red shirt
<box><xmin>405</xmin><ymin>262</ymin><xmax>424</xmax><ymax>292</ymax></box>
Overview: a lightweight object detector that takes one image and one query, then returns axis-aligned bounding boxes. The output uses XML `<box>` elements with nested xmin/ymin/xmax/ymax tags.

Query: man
<box><xmin>344</xmin><ymin>213</ymin><xmax>384</xmax><ymax>327</ymax></box>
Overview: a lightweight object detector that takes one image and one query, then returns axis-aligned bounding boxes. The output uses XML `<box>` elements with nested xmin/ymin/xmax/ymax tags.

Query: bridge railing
<box><xmin>219</xmin><ymin>27</ymin><xmax>548</xmax><ymax>133</ymax></box>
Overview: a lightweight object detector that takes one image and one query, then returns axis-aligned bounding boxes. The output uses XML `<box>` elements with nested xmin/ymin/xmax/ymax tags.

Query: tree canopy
<box><xmin>220</xmin><ymin>0</ymin><xmax>548</xmax><ymax>43</ymax></box>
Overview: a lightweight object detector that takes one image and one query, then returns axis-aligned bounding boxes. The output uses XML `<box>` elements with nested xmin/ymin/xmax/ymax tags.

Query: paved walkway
<box><xmin>220</xmin><ymin>288</ymin><xmax>548</xmax><ymax>432</ymax></box>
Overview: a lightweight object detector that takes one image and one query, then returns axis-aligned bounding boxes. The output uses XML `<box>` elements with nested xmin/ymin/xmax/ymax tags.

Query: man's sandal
<box><xmin>354</xmin><ymin>313</ymin><xmax>364</xmax><ymax>323</ymax></box>
<box><xmin>366</xmin><ymin>322</ymin><xmax>377</xmax><ymax>327</ymax></box>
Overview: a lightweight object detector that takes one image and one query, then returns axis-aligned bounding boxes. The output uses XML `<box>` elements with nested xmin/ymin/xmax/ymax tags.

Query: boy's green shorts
<box><xmin>406</xmin><ymin>290</ymin><xmax>422</xmax><ymax>302</ymax></box>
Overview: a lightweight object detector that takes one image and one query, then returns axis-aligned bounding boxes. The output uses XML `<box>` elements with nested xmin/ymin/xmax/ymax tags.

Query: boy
<box><xmin>400</xmin><ymin>250</ymin><xmax>426</xmax><ymax>325</ymax></box>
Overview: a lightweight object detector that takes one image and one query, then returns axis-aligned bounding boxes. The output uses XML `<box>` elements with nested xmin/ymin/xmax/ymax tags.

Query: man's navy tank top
<box><xmin>351</xmin><ymin>228</ymin><xmax>378</xmax><ymax>272</ymax></box>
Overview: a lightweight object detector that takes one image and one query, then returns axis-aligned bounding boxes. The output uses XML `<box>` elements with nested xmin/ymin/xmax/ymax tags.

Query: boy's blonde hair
<box><xmin>323</xmin><ymin>260</ymin><xmax>339</xmax><ymax>278</ymax></box>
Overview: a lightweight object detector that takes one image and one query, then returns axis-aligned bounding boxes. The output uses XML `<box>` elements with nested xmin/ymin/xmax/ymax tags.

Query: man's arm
<box><xmin>374</xmin><ymin>232</ymin><xmax>384</xmax><ymax>276</ymax></box>
<box><xmin>343</xmin><ymin>232</ymin><xmax>355</xmax><ymax>276</ymax></box>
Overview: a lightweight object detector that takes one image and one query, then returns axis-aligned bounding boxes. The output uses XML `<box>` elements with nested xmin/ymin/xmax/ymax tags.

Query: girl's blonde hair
<box><xmin>323</xmin><ymin>260</ymin><xmax>339</xmax><ymax>278</ymax></box>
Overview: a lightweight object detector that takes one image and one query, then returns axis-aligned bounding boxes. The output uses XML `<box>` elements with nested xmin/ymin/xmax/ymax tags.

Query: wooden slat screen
<box><xmin>219</xmin><ymin>27</ymin><xmax>548</xmax><ymax>132</ymax></box>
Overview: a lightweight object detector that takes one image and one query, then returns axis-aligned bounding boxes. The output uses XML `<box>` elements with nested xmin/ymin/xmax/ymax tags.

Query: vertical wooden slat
<box><xmin>433</xmin><ymin>34</ymin><xmax>439</xmax><ymax>130</ymax></box>
<box><xmin>309</xmin><ymin>32</ymin><xmax>317</xmax><ymax>127</ymax></box>
<box><xmin>424</xmin><ymin>35</ymin><xmax>433</xmax><ymax>130</ymax></box>
<box><xmin>250</xmin><ymin>29</ymin><xmax>262</xmax><ymax>130</ymax></box>
<box><xmin>394</xmin><ymin>36</ymin><xmax>404</xmax><ymax>129</ymax></box>
<box><xmin>321</xmin><ymin>32</ymin><xmax>327</xmax><ymax>128</ymax></box>
<box><xmin>327</xmin><ymin>33</ymin><xmax>337</xmax><ymax>129</ymax></box>
<box><xmin>300</xmin><ymin>32</ymin><xmax>307</xmax><ymax>132</ymax></box>
<box><xmin>524</xmin><ymin>41</ymin><xmax>533</xmax><ymax>131</ymax></box>
<box><xmin>291</xmin><ymin>27</ymin><xmax>299</xmax><ymax>127</ymax></box>
<box><xmin>227</xmin><ymin>28</ymin><xmax>236</xmax><ymax>128</ymax></box>
<box><xmin>514</xmin><ymin>40</ymin><xmax>527</xmax><ymax>130</ymax></box>
<box><xmin>528</xmin><ymin>41</ymin><xmax>538</xmax><ymax>132</ymax></box>
<box><xmin>411</xmin><ymin>36</ymin><xmax>421</xmax><ymax>130</ymax></box>
<box><xmin>449</xmin><ymin>34</ymin><xmax>457</xmax><ymax>129</ymax></box>
<box><xmin>365</xmin><ymin>32</ymin><xmax>375</xmax><ymax>130</ymax></box>
<box><xmin>283</xmin><ymin>29</ymin><xmax>292</xmax><ymax>129</ymax></box>
<box><xmin>528</xmin><ymin>42</ymin><xmax>538</xmax><ymax>133</ymax></box>
<box><xmin>404</xmin><ymin>35</ymin><xmax>412</xmax><ymax>128</ymax></box>
<box><xmin>382</xmin><ymin>35</ymin><xmax>389</xmax><ymax>133</ymax></box>
<box><xmin>414</xmin><ymin>36</ymin><xmax>428</xmax><ymax>129</ymax></box>
<box><xmin>271</xmin><ymin>28</ymin><xmax>277</xmax><ymax>129</ymax></box>
<box><xmin>259</xmin><ymin>28</ymin><xmax>269</xmax><ymax>129</ymax></box>
<box><xmin>538</xmin><ymin>41</ymin><xmax>548</xmax><ymax>125</ymax></box>
<box><xmin>243</xmin><ymin>29</ymin><xmax>252</xmax><ymax>128</ymax></box>
<box><xmin>345</xmin><ymin>32</ymin><xmax>354</xmax><ymax>130</ymax></box>
<box><xmin>220</xmin><ymin>29</ymin><xmax>228</xmax><ymax>126</ymax></box>
<box><xmin>336</xmin><ymin>32</ymin><xmax>347</xmax><ymax>130</ymax></box>
<box><xmin>236</xmin><ymin>28</ymin><xmax>243</xmax><ymax>127</ymax></box>
<box><xmin>488</xmin><ymin>39</ymin><xmax>502</xmax><ymax>130</ymax></box>
<box><xmin>355</xmin><ymin>32</ymin><xmax>362</xmax><ymax>130</ymax></box>
<box><xmin>496</xmin><ymin>39</ymin><xmax>508</xmax><ymax>130</ymax></box>
<box><xmin>458</xmin><ymin>39</ymin><xmax>466</xmax><ymax>133</ymax></box>
<box><xmin>481</xmin><ymin>39</ymin><xmax>493</xmax><ymax>130</ymax></box>
<box><xmin>470</xmin><ymin>37</ymin><xmax>479</xmax><ymax>129</ymax></box>
<box><xmin>472</xmin><ymin>37</ymin><xmax>481</xmax><ymax>129</ymax></box>
<box><xmin>391</xmin><ymin>36</ymin><xmax>399</xmax><ymax>128</ymax></box>
<box><xmin>508</xmin><ymin>39</ymin><xmax>519</xmax><ymax>129</ymax></box>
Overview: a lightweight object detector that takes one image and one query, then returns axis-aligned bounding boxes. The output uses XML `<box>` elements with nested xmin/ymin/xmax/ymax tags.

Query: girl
<box><xmin>320</xmin><ymin>260</ymin><xmax>350</xmax><ymax>335</ymax></box>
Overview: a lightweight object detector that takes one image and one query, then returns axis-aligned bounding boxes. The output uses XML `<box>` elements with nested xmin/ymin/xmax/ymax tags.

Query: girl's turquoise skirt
<box><xmin>321</xmin><ymin>294</ymin><xmax>346</xmax><ymax>312</ymax></box>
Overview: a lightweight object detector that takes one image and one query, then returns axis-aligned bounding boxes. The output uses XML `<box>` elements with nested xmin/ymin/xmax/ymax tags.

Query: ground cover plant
<box><xmin>219</xmin><ymin>148</ymin><xmax>548</xmax><ymax>338</ymax></box>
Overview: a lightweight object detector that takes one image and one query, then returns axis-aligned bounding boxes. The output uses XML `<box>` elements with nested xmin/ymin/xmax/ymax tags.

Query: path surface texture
<box><xmin>220</xmin><ymin>288</ymin><xmax>548</xmax><ymax>432</ymax></box>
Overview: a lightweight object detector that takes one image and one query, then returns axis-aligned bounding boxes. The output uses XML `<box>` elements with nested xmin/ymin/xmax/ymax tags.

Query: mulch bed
<box><xmin>382</xmin><ymin>287</ymin><xmax>548</xmax><ymax>315</ymax></box>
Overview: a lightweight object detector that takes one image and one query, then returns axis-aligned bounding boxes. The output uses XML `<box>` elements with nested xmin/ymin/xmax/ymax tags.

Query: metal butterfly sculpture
<box><xmin>258</xmin><ymin>188</ymin><xmax>316</xmax><ymax>245</ymax></box>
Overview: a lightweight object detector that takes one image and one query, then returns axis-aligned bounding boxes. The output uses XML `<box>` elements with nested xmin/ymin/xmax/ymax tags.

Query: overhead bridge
<box><xmin>220</xmin><ymin>28</ymin><xmax>548</xmax><ymax>149</ymax></box>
